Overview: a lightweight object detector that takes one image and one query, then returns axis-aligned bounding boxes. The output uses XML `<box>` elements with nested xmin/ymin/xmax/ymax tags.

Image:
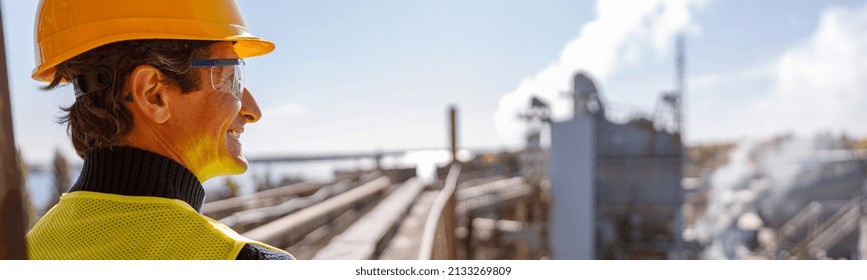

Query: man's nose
<box><xmin>239</xmin><ymin>88</ymin><xmax>261</xmax><ymax>123</ymax></box>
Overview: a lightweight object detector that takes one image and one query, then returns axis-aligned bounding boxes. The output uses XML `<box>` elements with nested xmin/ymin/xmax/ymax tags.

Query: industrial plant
<box><xmin>7</xmin><ymin>38</ymin><xmax>867</xmax><ymax>260</ymax></box>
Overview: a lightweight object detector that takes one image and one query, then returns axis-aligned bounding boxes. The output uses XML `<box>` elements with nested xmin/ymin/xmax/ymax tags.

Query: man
<box><xmin>25</xmin><ymin>0</ymin><xmax>294</xmax><ymax>259</ymax></box>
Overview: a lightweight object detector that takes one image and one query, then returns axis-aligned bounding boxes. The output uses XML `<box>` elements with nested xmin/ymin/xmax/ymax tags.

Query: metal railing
<box><xmin>790</xmin><ymin>198</ymin><xmax>862</xmax><ymax>259</ymax></box>
<box><xmin>418</xmin><ymin>164</ymin><xmax>460</xmax><ymax>259</ymax></box>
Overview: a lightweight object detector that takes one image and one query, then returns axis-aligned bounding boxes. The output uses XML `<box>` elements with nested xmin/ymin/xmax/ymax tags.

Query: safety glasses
<box><xmin>191</xmin><ymin>58</ymin><xmax>245</xmax><ymax>98</ymax></box>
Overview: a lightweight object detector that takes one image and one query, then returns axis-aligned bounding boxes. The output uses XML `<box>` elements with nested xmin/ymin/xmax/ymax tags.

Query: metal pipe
<box><xmin>243</xmin><ymin>176</ymin><xmax>391</xmax><ymax>248</ymax></box>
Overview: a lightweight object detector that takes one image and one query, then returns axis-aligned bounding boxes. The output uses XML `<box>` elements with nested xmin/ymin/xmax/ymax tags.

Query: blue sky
<box><xmin>4</xmin><ymin>0</ymin><xmax>866</xmax><ymax>163</ymax></box>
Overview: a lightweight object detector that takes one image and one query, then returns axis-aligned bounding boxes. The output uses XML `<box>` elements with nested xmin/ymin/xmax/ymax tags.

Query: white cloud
<box><xmin>748</xmin><ymin>3</ymin><xmax>867</xmax><ymax>138</ymax></box>
<box><xmin>493</xmin><ymin>0</ymin><xmax>707</xmax><ymax>147</ymax></box>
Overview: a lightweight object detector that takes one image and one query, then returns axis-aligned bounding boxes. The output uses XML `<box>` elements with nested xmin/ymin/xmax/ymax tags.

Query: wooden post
<box><xmin>0</xmin><ymin>3</ymin><xmax>28</xmax><ymax>260</ymax></box>
<box><xmin>449</xmin><ymin>106</ymin><xmax>457</xmax><ymax>164</ymax></box>
<box><xmin>444</xmin><ymin>180</ymin><xmax>458</xmax><ymax>259</ymax></box>
<box><xmin>447</xmin><ymin>106</ymin><xmax>459</xmax><ymax>259</ymax></box>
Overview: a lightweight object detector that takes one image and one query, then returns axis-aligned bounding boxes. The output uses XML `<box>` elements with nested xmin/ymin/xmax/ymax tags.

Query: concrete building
<box><xmin>549</xmin><ymin>72</ymin><xmax>684</xmax><ymax>259</ymax></box>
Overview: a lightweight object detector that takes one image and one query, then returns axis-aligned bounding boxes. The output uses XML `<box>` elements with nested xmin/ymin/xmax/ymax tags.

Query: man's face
<box><xmin>170</xmin><ymin>42</ymin><xmax>261</xmax><ymax>181</ymax></box>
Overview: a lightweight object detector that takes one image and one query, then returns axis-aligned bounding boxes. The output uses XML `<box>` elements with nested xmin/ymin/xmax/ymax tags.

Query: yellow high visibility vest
<box><xmin>26</xmin><ymin>191</ymin><xmax>288</xmax><ymax>260</ymax></box>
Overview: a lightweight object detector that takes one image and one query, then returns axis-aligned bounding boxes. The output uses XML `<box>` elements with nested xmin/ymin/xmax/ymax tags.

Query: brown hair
<box><xmin>43</xmin><ymin>40</ymin><xmax>213</xmax><ymax>157</ymax></box>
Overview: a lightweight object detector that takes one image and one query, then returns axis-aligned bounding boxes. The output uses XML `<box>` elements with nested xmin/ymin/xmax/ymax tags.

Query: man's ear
<box><xmin>128</xmin><ymin>65</ymin><xmax>171</xmax><ymax>124</ymax></box>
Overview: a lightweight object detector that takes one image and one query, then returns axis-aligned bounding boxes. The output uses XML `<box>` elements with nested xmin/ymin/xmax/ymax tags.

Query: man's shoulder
<box><xmin>235</xmin><ymin>243</ymin><xmax>295</xmax><ymax>260</ymax></box>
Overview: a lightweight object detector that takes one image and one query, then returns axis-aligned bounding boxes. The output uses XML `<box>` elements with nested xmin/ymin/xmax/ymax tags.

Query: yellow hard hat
<box><xmin>32</xmin><ymin>0</ymin><xmax>275</xmax><ymax>82</ymax></box>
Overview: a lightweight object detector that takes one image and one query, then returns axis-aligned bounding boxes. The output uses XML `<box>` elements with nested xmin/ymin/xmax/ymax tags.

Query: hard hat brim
<box><xmin>32</xmin><ymin>18</ymin><xmax>275</xmax><ymax>82</ymax></box>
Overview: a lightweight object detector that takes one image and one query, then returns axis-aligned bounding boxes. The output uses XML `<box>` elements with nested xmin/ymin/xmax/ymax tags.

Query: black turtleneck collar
<box><xmin>69</xmin><ymin>146</ymin><xmax>206</xmax><ymax>212</ymax></box>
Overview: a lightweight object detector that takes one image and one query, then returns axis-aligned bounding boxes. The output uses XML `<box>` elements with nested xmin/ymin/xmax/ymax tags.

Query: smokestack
<box><xmin>675</xmin><ymin>35</ymin><xmax>685</xmax><ymax>135</ymax></box>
